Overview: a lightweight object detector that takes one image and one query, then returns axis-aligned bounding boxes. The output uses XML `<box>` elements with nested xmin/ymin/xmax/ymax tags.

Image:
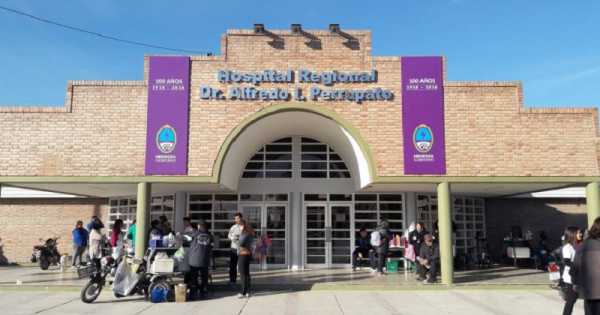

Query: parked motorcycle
<box><xmin>80</xmin><ymin>251</ymin><xmax>149</xmax><ymax>303</ymax></box>
<box><xmin>31</xmin><ymin>237</ymin><xmax>61</xmax><ymax>270</ymax></box>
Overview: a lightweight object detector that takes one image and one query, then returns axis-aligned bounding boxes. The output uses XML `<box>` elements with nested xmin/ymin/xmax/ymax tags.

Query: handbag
<box><xmin>239</xmin><ymin>247</ymin><xmax>252</xmax><ymax>256</ymax></box>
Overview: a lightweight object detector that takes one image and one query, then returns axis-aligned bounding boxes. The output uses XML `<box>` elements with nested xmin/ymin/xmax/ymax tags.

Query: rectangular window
<box><xmin>108</xmin><ymin>195</ymin><xmax>174</xmax><ymax>232</ymax></box>
<box><xmin>416</xmin><ymin>194</ymin><xmax>486</xmax><ymax>257</ymax></box>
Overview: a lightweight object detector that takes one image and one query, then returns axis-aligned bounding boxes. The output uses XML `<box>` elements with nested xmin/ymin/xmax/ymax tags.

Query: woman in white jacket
<box><xmin>88</xmin><ymin>218</ymin><xmax>106</xmax><ymax>271</ymax></box>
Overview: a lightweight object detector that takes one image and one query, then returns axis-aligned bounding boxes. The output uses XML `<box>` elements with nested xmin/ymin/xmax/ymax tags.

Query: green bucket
<box><xmin>386</xmin><ymin>260</ymin><xmax>399</xmax><ymax>273</ymax></box>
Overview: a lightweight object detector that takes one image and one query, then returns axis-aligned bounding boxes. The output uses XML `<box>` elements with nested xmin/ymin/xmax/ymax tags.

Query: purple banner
<box><xmin>145</xmin><ymin>56</ymin><xmax>190</xmax><ymax>175</ymax></box>
<box><xmin>401</xmin><ymin>56</ymin><xmax>446</xmax><ymax>175</ymax></box>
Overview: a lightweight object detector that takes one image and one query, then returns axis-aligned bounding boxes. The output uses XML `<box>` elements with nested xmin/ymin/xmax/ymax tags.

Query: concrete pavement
<box><xmin>0</xmin><ymin>289</ymin><xmax>585</xmax><ymax>315</ymax></box>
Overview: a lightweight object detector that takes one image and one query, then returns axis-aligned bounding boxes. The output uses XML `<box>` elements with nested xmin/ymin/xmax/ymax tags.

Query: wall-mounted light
<box><xmin>252</xmin><ymin>24</ymin><xmax>284</xmax><ymax>49</ymax></box>
<box><xmin>329</xmin><ymin>24</ymin><xmax>341</xmax><ymax>33</ymax></box>
<box><xmin>291</xmin><ymin>24</ymin><xmax>302</xmax><ymax>34</ymax></box>
<box><xmin>328</xmin><ymin>24</ymin><xmax>359</xmax><ymax>50</ymax></box>
<box><xmin>254</xmin><ymin>24</ymin><xmax>265</xmax><ymax>34</ymax></box>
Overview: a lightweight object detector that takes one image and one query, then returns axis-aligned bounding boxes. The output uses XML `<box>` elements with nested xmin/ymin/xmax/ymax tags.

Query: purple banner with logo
<box><xmin>401</xmin><ymin>56</ymin><xmax>446</xmax><ymax>175</ymax></box>
<box><xmin>145</xmin><ymin>56</ymin><xmax>190</xmax><ymax>175</ymax></box>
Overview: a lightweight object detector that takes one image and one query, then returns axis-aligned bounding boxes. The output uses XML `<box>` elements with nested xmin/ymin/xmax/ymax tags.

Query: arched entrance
<box><xmin>215</xmin><ymin>106</ymin><xmax>378</xmax><ymax>270</ymax></box>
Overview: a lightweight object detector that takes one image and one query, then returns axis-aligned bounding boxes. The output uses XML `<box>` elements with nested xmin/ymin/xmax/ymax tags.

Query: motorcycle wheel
<box><xmin>81</xmin><ymin>281</ymin><xmax>103</xmax><ymax>303</ymax></box>
<box><xmin>39</xmin><ymin>258</ymin><xmax>50</xmax><ymax>270</ymax></box>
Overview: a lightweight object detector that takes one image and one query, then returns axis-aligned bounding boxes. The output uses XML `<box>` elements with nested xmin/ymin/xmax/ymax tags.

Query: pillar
<box><xmin>135</xmin><ymin>182</ymin><xmax>151</xmax><ymax>260</ymax></box>
<box><xmin>174</xmin><ymin>192</ymin><xmax>187</xmax><ymax>233</ymax></box>
<box><xmin>437</xmin><ymin>181</ymin><xmax>454</xmax><ymax>285</ymax></box>
<box><xmin>586</xmin><ymin>182</ymin><xmax>600</xmax><ymax>228</ymax></box>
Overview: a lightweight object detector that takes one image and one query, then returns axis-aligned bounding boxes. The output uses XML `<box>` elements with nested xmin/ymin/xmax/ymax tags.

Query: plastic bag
<box><xmin>112</xmin><ymin>259</ymin><xmax>140</xmax><ymax>297</ymax></box>
<box><xmin>173</xmin><ymin>247</ymin><xmax>189</xmax><ymax>272</ymax></box>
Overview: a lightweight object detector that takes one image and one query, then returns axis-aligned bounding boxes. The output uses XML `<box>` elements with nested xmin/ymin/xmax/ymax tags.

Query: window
<box><xmin>301</xmin><ymin>137</ymin><xmax>350</xmax><ymax>178</ymax></box>
<box><xmin>108</xmin><ymin>195</ymin><xmax>174</xmax><ymax>231</ymax></box>
<box><xmin>353</xmin><ymin>194</ymin><xmax>404</xmax><ymax>236</ymax></box>
<box><xmin>242</xmin><ymin>137</ymin><xmax>292</xmax><ymax>178</ymax></box>
<box><xmin>187</xmin><ymin>193</ymin><xmax>289</xmax><ymax>252</ymax></box>
<box><xmin>416</xmin><ymin>194</ymin><xmax>486</xmax><ymax>257</ymax></box>
<box><xmin>241</xmin><ymin>136</ymin><xmax>351</xmax><ymax>179</ymax></box>
<box><xmin>302</xmin><ymin>193</ymin><xmax>405</xmax><ymax>238</ymax></box>
<box><xmin>108</xmin><ymin>198</ymin><xmax>136</xmax><ymax>231</ymax></box>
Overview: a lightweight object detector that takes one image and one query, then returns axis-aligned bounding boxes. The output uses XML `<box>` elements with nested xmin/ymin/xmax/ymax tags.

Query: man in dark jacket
<box><xmin>376</xmin><ymin>221</ymin><xmax>391</xmax><ymax>275</ymax></box>
<box><xmin>71</xmin><ymin>220</ymin><xmax>88</xmax><ymax>267</ymax></box>
<box><xmin>572</xmin><ymin>217</ymin><xmax>600</xmax><ymax>315</ymax></box>
<box><xmin>186</xmin><ymin>221</ymin><xmax>213</xmax><ymax>300</ymax></box>
<box><xmin>352</xmin><ymin>228</ymin><xmax>372</xmax><ymax>270</ymax></box>
<box><xmin>417</xmin><ymin>233</ymin><xmax>439</xmax><ymax>283</ymax></box>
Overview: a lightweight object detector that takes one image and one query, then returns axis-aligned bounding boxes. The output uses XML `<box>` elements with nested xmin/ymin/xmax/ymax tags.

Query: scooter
<box><xmin>31</xmin><ymin>237</ymin><xmax>61</xmax><ymax>270</ymax></box>
<box><xmin>80</xmin><ymin>247</ymin><xmax>150</xmax><ymax>303</ymax></box>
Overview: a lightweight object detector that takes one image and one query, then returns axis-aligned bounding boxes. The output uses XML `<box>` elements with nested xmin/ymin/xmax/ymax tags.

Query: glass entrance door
<box><xmin>304</xmin><ymin>203</ymin><xmax>352</xmax><ymax>267</ymax></box>
<box><xmin>330</xmin><ymin>205</ymin><xmax>352</xmax><ymax>265</ymax></box>
<box><xmin>240</xmin><ymin>204</ymin><xmax>287</xmax><ymax>269</ymax></box>
<box><xmin>305</xmin><ymin>204</ymin><xmax>327</xmax><ymax>266</ymax></box>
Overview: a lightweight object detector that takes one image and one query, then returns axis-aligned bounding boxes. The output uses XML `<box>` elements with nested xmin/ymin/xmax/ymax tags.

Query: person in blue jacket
<box><xmin>72</xmin><ymin>220</ymin><xmax>88</xmax><ymax>267</ymax></box>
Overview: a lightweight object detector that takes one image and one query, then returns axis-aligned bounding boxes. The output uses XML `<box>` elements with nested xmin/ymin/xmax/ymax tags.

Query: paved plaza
<box><xmin>0</xmin><ymin>288</ymin><xmax>585</xmax><ymax>315</ymax></box>
<box><xmin>0</xmin><ymin>265</ymin><xmax>585</xmax><ymax>315</ymax></box>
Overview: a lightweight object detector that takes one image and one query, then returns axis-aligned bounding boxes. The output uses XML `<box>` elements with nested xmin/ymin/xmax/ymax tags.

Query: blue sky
<box><xmin>0</xmin><ymin>0</ymin><xmax>599</xmax><ymax>108</ymax></box>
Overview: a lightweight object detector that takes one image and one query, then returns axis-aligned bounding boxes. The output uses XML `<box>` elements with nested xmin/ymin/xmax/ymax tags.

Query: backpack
<box><xmin>150</xmin><ymin>286</ymin><xmax>170</xmax><ymax>303</ymax></box>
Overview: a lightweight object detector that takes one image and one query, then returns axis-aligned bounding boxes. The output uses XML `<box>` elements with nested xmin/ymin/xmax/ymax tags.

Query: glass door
<box><xmin>330</xmin><ymin>205</ymin><xmax>352</xmax><ymax>265</ymax></box>
<box><xmin>304</xmin><ymin>203</ymin><xmax>352</xmax><ymax>267</ymax></box>
<box><xmin>304</xmin><ymin>204</ymin><xmax>328</xmax><ymax>267</ymax></box>
<box><xmin>241</xmin><ymin>204</ymin><xmax>288</xmax><ymax>269</ymax></box>
<box><xmin>265</xmin><ymin>205</ymin><xmax>287</xmax><ymax>266</ymax></box>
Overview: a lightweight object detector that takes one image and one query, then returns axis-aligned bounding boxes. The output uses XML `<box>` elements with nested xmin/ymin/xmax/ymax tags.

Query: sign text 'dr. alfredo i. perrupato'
<box><xmin>199</xmin><ymin>69</ymin><xmax>394</xmax><ymax>104</ymax></box>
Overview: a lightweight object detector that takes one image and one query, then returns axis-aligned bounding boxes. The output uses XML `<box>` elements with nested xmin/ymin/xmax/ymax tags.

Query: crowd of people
<box><xmin>68</xmin><ymin>213</ymin><xmax>600</xmax><ymax>312</ymax></box>
<box><xmin>70</xmin><ymin>213</ymin><xmax>256</xmax><ymax>301</ymax></box>
<box><xmin>351</xmin><ymin>221</ymin><xmax>440</xmax><ymax>284</ymax></box>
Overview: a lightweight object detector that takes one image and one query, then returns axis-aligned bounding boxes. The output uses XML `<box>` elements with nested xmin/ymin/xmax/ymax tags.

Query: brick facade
<box><xmin>1</xmin><ymin>29</ymin><xmax>598</xmax><ymax>178</ymax></box>
<box><xmin>0</xmin><ymin>198</ymin><xmax>108</xmax><ymax>263</ymax></box>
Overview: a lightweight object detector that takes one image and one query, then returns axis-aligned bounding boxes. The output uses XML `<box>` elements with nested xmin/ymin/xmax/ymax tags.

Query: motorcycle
<box><xmin>80</xmin><ymin>246</ymin><xmax>150</xmax><ymax>303</ymax></box>
<box><xmin>31</xmin><ymin>237</ymin><xmax>61</xmax><ymax>270</ymax></box>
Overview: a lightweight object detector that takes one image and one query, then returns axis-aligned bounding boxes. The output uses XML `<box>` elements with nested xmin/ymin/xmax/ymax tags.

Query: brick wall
<box><xmin>0</xmin><ymin>29</ymin><xmax>598</xmax><ymax>178</ymax></box>
<box><xmin>0</xmin><ymin>198</ymin><xmax>108</xmax><ymax>263</ymax></box>
<box><xmin>485</xmin><ymin>197</ymin><xmax>588</xmax><ymax>261</ymax></box>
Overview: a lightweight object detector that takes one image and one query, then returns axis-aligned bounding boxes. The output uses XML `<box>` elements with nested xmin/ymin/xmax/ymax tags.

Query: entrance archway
<box><xmin>215</xmin><ymin>104</ymin><xmax>376</xmax><ymax>191</ymax></box>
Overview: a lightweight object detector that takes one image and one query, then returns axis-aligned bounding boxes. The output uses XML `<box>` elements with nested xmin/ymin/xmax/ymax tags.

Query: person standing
<box><xmin>409</xmin><ymin>222</ymin><xmax>427</xmax><ymax>261</ymax></box>
<box><xmin>126</xmin><ymin>219</ymin><xmax>136</xmax><ymax>252</ymax></box>
<box><xmin>159</xmin><ymin>215</ymin><xmax>172</xmax><ymax>235</ymax></box>
<box><xmin>148</xmin><ymin>220</ymin><xmax>163</xmax><ymax>248</ymax></box>
<box><xmin>376</xmin><ymin>221</ymin><xmax>391</xmax><ymax>275</ymax></box>
<box><xmin>237</xmin><ymin>220</ymin><xmax>255</xmax><ymax>298</ymax></box>
<box><xmin>71</xmin><ymin>220</ymin><xmax>88</xmax><ymax>267</ymax></box>
<box><xmin>186</xmin><ymin>221</ymin><xmax>213</xmax><ymax>300</ymax></box>
<box><xmin>88</xmin><ymin>217</ymin><xmax>105</xmax><ymax>272</ymax></box>
<box><xmin>572</xmin><ymin>217</ymin><xmax>600</xmax><ymax>315</ymax></box>
<box><xmin>561</xmin><ymin>226</ymin><xmax>581</xmax><ymax>315</ymax></box>
<box><xmin>110</xmin><ymin>219</ymin><xmax>125</xmax><ymax>260</ymax></box>
<box><xmin>228</xmin><ymin>212</ymin><xmax>243</xmax><ymax>284</ymax></box>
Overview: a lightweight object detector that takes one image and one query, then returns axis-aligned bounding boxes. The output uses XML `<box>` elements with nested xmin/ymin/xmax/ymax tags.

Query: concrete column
<box><xmin>135</xmin><ymin>182</ymin><xmax>151</xmax><ymax>260</ymax></box>
<box><xmin>405</xmin><ymin>192</ymin><xmax>417</xmax><ymax>229</ymax></box>
<box><xmin>437</xmin><ymin>181</ymin><xmax>454</xmax><ymax>285</ymax></box>
<box><xmin>290</xmin><ymin>191</ymin><xmax>303</xmax><ymax>270</ymax></box>
<box><xmin>586</xmin><ymin>182</ymin><xmax>600</xmax><ymax>227</ymax></box>
<box><xmin>174</xmin><ymin>192</ymin><xmax>187</xmax><ymax>233</ymax></box>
